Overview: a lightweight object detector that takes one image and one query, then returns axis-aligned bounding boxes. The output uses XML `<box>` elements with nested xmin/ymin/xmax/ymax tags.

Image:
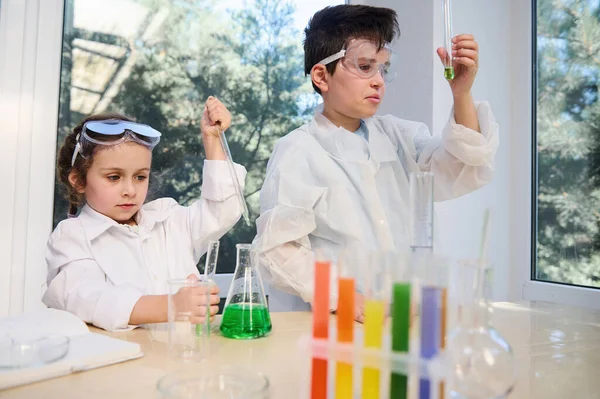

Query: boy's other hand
<box><xmin>437</xmin><ymin>33</ymin><xmax>479</xmax><ymax>97</ymax></box>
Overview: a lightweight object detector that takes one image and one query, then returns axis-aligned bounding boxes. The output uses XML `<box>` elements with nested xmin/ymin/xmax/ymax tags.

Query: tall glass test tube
<box><xmin>409</xmin><ymin>172</ymin><xmax>434</xmax><ymax>255</ymax></box>
<box><xmin>443</xmin><ymin>0</ymin><xmax>455</xmax><ymax>80</ymax></box>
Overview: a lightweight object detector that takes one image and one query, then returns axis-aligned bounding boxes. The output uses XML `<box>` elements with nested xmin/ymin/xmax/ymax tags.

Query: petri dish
<box><xmin>157</xmin><ymin>367</ymin><xmax>269</xmax><ymax>399</ymax></box>
<box><xmin>0</xmin><ymin>334</ymin><xmax>69</xmax><ymax>369</ymax></box>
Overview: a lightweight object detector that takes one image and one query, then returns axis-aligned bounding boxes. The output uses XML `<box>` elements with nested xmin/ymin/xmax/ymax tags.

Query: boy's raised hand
<box><xmin>437</xmin><ymin>34</ymin><xmax>479</xmax><ymax>97</ymax></box>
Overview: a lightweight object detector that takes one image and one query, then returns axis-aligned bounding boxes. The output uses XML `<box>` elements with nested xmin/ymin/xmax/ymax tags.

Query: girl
<box><xmin>43</xmin><ymin>97</ymin><xmax>246</xmax><ymax>332</ymax></box>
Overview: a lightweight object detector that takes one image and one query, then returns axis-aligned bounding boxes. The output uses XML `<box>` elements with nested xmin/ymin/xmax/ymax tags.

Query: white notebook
<box><xmin>0</xmin><ymin>308</ymin><xmax>143</xmax><ymax>390</ymax></box>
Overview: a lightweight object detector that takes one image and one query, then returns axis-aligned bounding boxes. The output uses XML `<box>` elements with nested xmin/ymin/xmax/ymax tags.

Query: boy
<box><xmin>253</xmin><ymin>5</ymin><xmax>498</xmax><ymax>320</ymax></box>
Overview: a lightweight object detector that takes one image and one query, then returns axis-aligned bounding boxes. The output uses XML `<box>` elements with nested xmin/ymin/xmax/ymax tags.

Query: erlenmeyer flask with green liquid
<box><xmin>220</xmin><ymin>244</ymin><xmax>272</xmax><ymax>339</ymax></box>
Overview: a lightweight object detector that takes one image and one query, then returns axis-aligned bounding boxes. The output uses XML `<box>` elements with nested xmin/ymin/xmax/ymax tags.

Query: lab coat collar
<box><xmin>78</xmin><ymin>203</ymin><xmax>170</xmax><ymax>240</ymax></box>
<box><xmin>309</xmin><ymin>105</ymin><xmax>398</xmax><ymax>164</ymax></box>
<box><xmin>363</xmin><ymin>118</ymin><xmax>399</xmax><ymax>164</ymax></box>
<box><xmin>310</xmin><ymin>109</ymin><xmax>369</xmax><ymax>162</ymax></box>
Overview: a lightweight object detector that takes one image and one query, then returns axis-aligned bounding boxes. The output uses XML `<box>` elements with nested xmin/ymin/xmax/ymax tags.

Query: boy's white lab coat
<box><xmin>253</xmin><ymin>103</ymin><xmax>499</xmax><ymax>305</ymax></box>
<box><xmin>43</xmin><ymin>161</ymin><xmax>246</xmax><ymax>332</ymax></box>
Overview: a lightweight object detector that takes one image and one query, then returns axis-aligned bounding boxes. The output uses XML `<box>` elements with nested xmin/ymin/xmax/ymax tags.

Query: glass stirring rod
<box><xmin>443</xmin><ymin>0</ymin><xmax>455</xmax><ymax>80</ymax></box>
<box><xmin>217</xmin><ymin>122</ymin><xmax>251</xmax><ymax>226</ymax></box>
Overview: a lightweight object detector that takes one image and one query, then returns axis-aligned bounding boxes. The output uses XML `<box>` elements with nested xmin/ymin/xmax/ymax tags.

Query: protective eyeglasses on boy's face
<box><xmin>71</xmin><ymin>119</ymin><xmax>162</xmax><ymax>166</ymax></box>
<box><xmin>317</xmin><ymin>40</ymin><xmax>397</xmax><ymax>82</ymax></box>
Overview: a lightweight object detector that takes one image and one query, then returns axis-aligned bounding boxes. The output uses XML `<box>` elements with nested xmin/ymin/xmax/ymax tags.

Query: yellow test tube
<box><xmin>362</xmin><ymin>299</ymin><xmax>385</xmax><ymax>399</ymax></box>
<box><xmin>362</xmin><ymin>251</ymin><xmax>389</xmax><ymax>399</ymax></box>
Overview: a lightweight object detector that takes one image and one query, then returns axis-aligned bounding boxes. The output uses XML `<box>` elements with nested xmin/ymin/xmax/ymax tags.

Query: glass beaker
<box><xmin>167</xmin><ymin>278</ymin><xmax>212</xmax><ymax>366</ymax></box>
<box><xmin>445</xmin><ymin>259</ymin><xmax>516</xmax><ymax>399</ymax></box>
<box><xmin>220</xmin><ymin>244</ymin><xmax>272</xmax><ymax>339</ymax></box>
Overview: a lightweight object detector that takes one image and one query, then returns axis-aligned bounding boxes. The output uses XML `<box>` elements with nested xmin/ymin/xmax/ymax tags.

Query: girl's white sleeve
<box><xmin>167</xmin><ymin>160</ymin><xmax>248</xmax><ymax>262</ymax></box>
<box><xmin>43</xmin><ymin>225</ymin><xmax>143</xmax><ymax>332</ymax></box>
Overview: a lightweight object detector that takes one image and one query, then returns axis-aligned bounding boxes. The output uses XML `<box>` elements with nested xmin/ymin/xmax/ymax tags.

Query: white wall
<box><xmin>375</xmin><ymin>0</ymin><xmax>435</xmax><ymax>128</ymax></box>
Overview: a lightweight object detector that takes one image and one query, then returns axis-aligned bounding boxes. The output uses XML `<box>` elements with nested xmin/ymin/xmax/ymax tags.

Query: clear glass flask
<box><xmin>445</xmin><ymin>260</ymin><xmax>517</xmax><ymax>398</ymax></box>
<box><xmin>220</xmin><ymin>244</ymin><xmax>272</xmax><ymax>339</ymax></box>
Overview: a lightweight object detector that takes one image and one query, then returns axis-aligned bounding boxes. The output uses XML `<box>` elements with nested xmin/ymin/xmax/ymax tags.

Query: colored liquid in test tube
<box><xmin>362</xmin><ymin>299</ymin><xmax>385</xmax><ymax>399</ymax></box>
<box><xmin>311</xmin><ymin>259</ymin><xmax>331</xmax><ymax>399</ymax></box>
<box><xmin>419</xmin><ymin>286</ymin><xmax>444</xmax><ymax>399</ymax></box>
<box><xmin>361</xmin><ymin>252</ymin><xmax>387</xmax><ymax>399</ymax></box>
<box><xmin>443</xmin><ymin>0</ymin><xmax>455</xmax><ymax>80</ymax></box>
<box><xmin>335</xmin><ymin>277</ymin><xmax>355</xmax><ymax>399</ymax></box>
<box><xmin>390</xmin><ymin>282</ymin><xmax>411</xmax><ymax>399</ymax></box>
<box><xmin>440</xmin><ymin>288</ymin><xmax>447</xmax><ymax>399</ymax></box>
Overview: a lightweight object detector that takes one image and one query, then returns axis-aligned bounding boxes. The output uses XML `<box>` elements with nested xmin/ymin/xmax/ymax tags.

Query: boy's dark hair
<box><xmin>304</xmin><ymin>5</ymin><xmax>400</xmax><ymax>94</ymax></box>
<box><xmin>56</xmin><ymin>112</ymin><xmax>134</xmax><ymax>217</ymax></box>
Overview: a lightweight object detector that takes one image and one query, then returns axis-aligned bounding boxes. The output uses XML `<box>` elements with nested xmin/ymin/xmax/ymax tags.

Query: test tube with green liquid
<box><xmin>391</xmin><ymin>282</ymin><xmax>411</xmax><ymax>398</ymax></box>
<box><xmin>443</xmin><ymin>0</ymin><xmax>454</xmax><ymax>80</ymax></box>
<box><xmin>390</xmin><ymin>253</ymin><xmax>413</xmax><ymax>399</ymax></box>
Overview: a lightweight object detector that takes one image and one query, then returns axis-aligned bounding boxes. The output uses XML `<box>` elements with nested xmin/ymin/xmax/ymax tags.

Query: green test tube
<box><xmin>391</xmin><ymin>281</ymin><xmax>411</xmax><ymax>399</ymax></box>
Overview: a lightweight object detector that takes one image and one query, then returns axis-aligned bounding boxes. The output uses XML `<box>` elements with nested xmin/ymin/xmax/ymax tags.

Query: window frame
<box><xmin>523</xmin><ymin>0</ymin><xmax>600</xmax><ymax>308</ymax></box>
<box><xmin>0</xmin><ymin>0</ymin><xmax>65</xmax><ymax>315</ymax></box>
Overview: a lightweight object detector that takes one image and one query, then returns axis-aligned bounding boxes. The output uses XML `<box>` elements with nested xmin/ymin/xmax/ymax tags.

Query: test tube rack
<box><xmin>298</xmin><ymin>323</ymin><xmax>447</xmax><ymax>399</ymax></box>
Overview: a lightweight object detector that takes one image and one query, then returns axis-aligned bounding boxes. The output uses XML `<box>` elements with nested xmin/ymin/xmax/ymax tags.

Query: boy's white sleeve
<box><xmin>253</xmin><ymin>144</ymin><xmax>326</xmax><ymax>305</ymax></box>
<box><xmin>43</xmin><ymin>226</ymin><xmax>143</xmax><ymax>332</ymax></box>
<box><xmin>394</xmin><ymin>101</ymin><xmax>499</xmax><ymax>201</ymax></box>
<box><xmin>167</xmin><ymin>160</ymin><xmax>247</xmax><ymax>262</ymax></box>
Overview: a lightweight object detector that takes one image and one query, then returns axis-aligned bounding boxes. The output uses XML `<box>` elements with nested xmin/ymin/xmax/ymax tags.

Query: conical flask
<box><xmin>220</xmin><ymin>244</ymin><xmax>272</xmax><ymax>339</ymax></box>
<box><xmin>445</xmin><ymin>259</ymin><xmax>517</xmax><ymax>399</ymax></box>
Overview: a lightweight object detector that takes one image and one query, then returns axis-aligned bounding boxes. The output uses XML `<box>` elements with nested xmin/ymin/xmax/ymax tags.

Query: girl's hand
<box><xmin>173</xmin><ymin>274</ymin><xmax>220</xmax><ymax>324</ymax></box>
<box><xmin>200</xmin><ymin>96</ymin><xmax>229</xmax><ymax>160</ymax></box>
<box><xmin>437</xmin><ymin>34</ymin><xmax>479</xmax><ymax>97</ymax></box>
<box><xmin>201</xmin><ymin>96</ymin><xmax>231</xmax><ymax>139</ymax></box>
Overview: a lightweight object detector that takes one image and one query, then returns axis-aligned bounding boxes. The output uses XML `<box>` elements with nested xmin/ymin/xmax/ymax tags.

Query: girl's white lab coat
<box><xmin>43</xmin><ymin>160</ymin><xmax>246</xmax><ymax>332</ymax></box>
<box><xmin>253</xmin><ymin>103</ymin><xmax>499</xmax><ymax>306</ymax></box>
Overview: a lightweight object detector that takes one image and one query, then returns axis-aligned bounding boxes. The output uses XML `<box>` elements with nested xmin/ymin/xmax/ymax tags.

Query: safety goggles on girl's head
<box><xmin>71</xmin><ymin>119</ymin><xmax>162</xmax><ymax>166</ymax></box>
<box><xmin>317</xmin><ymin>39</ymin><xmax>398</xmax><ymax>82</ymax></box>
